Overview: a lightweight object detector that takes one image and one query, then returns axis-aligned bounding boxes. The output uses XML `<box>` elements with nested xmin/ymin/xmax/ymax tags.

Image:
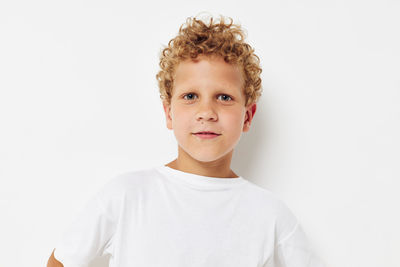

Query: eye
<box><xmin>183</xmin><ymin>93</ymin><xmax>197</xmax><ymax>100</ymax></box>
<box><xmin>182</xmin><ymin>93</ymin><xmax>233</xmax><ymax>102</ymax></box>
<box><xmin>218</xmin><ymin>94</ymin><xmax>233</xmax><ymax>101</ymax></box>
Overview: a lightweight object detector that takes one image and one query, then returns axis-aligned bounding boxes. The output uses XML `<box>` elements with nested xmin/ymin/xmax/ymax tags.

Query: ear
<box><xmin>242</xmin><ymin>103</ymin><xmax>257</xmax><ymax>132</ymax></box>
<box><xmin>162</xmin><ymin>101</ymin><xmax>173</xmax><ymax>130</ymax></box>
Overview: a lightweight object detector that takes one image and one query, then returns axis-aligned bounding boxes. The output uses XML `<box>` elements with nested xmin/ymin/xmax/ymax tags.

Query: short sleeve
<box><xmin>263</xmin><ymin>197</ymin><xmax>325</xmax><ymax>267</ymax></box>
<box><xmin>53</xmin><ymin>192</ymin><xmax>116</xmax><ymax>267</ymax></box>
<box><xmin>274</xmin><ymin>223</ymin><xmax>325</xmax><ymax>267</ymax></box>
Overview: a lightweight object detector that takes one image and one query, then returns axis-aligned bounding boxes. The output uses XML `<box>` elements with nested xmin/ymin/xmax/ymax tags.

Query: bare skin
<box><xmin>47</xmin><ymin>249</ymin><xmax>64</xmax><ymax>267</ymax></box>
<box><xmin>162</xmin><ymin>55</ymin><xmax>257</xmax><ymax>178</ymax></box>
<box><xmin>165</xmin><ymin>146</ymin><xmax>239</xmax><ymax>178</ymax></box>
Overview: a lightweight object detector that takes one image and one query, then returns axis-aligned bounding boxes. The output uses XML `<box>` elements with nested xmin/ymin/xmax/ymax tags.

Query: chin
<box><xmin>193</xmin><ymin>157</ymin><xmax>221</xmax><ymax>163</ymax></box>
<box><xmin>179</xmin><ymin>143</ymin><xmax>230</xmax><ymax>163</ymax></box>
<box><xmin>189</xmin><ymin>151</ymin><xmax>229</xmax><ymax>163</ymax></box>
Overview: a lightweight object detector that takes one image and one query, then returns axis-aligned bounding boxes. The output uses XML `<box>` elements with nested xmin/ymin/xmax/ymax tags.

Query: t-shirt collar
<box><xmin>155</xmin><ymin>164</ymin><xmax>248</xmax><ymax>189</ymax></box>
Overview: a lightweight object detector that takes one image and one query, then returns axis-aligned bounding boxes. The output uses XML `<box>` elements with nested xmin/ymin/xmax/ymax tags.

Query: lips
<box><xmin>192</xmin><ymin>131</ymin><xmax>221</xmax><ymax>140</ymax></box>
<box><xmin>193</xmin><ymin>131</ymin><xmax>221</xmax><ymax>135</ymax></box>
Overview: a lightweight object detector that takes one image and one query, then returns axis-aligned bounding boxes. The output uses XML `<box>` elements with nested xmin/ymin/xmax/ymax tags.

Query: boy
<box><xmin>48</xmin><ymin>15</ymin><xmax>325</xmax><ymax>267</ymax></box>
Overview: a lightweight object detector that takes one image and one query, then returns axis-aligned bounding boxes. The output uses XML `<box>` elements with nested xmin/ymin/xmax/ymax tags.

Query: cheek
<box><xmin>171</xmin><ymin>106</ymin><xmax>191</xmax><ymax>128</ymax></box>
<box><xmin>222</xmin><ymin>110</ymin><xmax>245</xmax><ymax>131</ymax></box>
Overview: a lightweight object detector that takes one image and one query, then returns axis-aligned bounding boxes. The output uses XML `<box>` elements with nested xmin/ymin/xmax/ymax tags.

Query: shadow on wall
<box><xmin>88</xmin><ymin>254</ymin><xmax>110</xmax><ymax>267</ymax></box>
<box><xmin>232</xmin><ymin>104</ymin><xmax>269</xmax><ymax>180</ymax></box>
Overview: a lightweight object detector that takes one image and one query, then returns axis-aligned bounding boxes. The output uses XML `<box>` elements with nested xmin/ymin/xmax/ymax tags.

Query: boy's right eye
<box><xmin>183</xmin><ymin>93</ymin><xmax>197</xmax><ymax>100</ymax></box>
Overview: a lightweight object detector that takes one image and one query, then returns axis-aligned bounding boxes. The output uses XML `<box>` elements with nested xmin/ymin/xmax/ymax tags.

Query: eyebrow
<box><xmin>177</xmin><ymin>86</ymin><xmax>238</xmax><ymax>94</ymax></box>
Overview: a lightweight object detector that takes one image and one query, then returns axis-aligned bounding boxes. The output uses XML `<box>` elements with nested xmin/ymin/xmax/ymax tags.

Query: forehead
<box><xmin>173</xmin><ymin>55</ymin><xmax>244</xmax><ymax>90</ymax></box>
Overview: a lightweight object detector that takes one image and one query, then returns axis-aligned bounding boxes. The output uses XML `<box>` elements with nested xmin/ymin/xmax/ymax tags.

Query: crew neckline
<box><xmin>155</xmin><ymin>165</ymin><xmax>248</xmax><ymax>189</ymax></box>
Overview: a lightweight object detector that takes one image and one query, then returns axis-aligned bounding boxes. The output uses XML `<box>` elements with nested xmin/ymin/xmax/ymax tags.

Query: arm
<box><xmin>47</xmin><ymin>249</ymin><xmax>64</xmax><ymax>267</ymax></box>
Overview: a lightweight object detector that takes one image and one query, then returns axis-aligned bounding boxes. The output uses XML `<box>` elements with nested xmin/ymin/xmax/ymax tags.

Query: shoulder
<box><xmin>94</xmin><ymin>166</ymin><xmax>161</xmax><ymax>201</ymax></box>
<box><xmin>242</xmin><ymin>181</ymin><xmax>299</xmax><ymax>239</ymax></box>
<box><xmin>109</xmin><ymin>166</ymin><xmax>160</xmax><ymax>187</ymax></box>
<box><xmin>243</xmin><ymin>181</ymin><xmax>291</xmax><ymax>213</ymax></box>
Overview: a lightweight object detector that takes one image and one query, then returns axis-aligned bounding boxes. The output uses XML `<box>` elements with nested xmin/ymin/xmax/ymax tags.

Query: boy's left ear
<box><xmin>243</xmin><ymin>103</ymin><xmax>257</xmax><ymax>132</ymax></box>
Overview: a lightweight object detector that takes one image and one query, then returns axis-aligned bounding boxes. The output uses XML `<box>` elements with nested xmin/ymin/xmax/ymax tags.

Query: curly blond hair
<box><xmin>156</xmin><ymin>15</ymin><xmax>262</xmax><ymax>107</ymax></box>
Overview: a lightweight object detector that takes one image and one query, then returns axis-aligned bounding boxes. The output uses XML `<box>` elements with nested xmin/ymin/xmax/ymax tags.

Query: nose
<box><xmin>196</xmin><ymin>101</ymin><xmax>218</xmax><ymax>122</ymax></box>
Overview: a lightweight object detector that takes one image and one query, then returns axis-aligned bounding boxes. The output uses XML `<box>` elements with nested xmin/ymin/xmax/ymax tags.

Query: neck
<box><xmin>165</xmin><ymin>146</ymin><xmax>238</xmax><ymax>178</ymax></box>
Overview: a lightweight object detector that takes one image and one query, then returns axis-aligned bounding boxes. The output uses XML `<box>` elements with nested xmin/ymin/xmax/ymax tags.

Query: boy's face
<box><xmin>162</xmin><ymin>55</ymin><xmax>256</xmax><ymax>163</ymax></box>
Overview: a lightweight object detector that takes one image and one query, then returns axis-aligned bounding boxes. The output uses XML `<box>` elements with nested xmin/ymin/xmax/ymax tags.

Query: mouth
<box><xmin>192</xmin><ymin>131</ymin><xmax>221</xmax><ymax>135</ymax></box>
<box><xmin>192</xmin><ymin>131</ymin><xmax>221</xmax><ymax>139</ymax></box>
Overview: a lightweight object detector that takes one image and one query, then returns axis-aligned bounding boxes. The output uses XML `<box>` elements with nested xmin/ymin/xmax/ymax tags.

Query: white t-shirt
<box><xmin>54</xmin><ymin>165</ymin><xmax>325</xmax><ymax>267</ymax></box>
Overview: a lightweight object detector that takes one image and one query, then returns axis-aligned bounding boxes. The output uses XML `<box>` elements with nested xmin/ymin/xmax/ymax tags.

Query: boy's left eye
<box><xmin>217</xmin><ymin>94</ymin><xmax>232</xmax><ymax>101</ymax></box>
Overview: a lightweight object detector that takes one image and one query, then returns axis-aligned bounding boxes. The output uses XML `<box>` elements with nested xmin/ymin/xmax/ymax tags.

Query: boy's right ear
<box><xmin>162</xmin><ymin>101</ymin><xmax>173</xmax><ymax>130</ymax></box>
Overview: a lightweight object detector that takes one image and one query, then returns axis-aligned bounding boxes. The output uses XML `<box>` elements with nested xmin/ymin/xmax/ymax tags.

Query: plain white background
<box><xmin>0</xmin><ymin>0</ymin><xmax>399</xmax><ymax>266</ymax></box>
